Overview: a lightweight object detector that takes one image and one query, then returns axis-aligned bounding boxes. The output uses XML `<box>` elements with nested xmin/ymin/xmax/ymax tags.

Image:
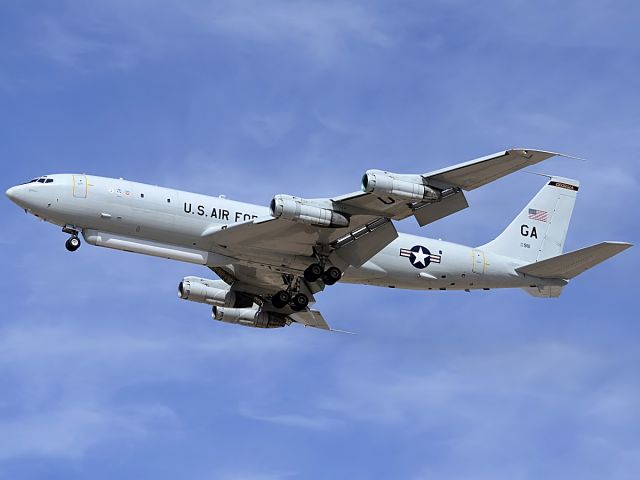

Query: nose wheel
<box><xmin>65</xmin><ymin>236</ymin><xmax>81</xmax><ymax>252</ymax></box>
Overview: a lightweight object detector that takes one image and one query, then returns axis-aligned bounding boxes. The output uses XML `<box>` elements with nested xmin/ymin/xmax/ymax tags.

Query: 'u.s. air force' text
<box><xmin>183</xmin><ymin>202</ymin><xmax>258</xmax><ymax>222</ymax></box>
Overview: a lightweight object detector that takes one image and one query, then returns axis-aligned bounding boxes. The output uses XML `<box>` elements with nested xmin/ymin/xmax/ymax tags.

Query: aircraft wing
<box><xmin>203</xmin><ymin>148</ymin><xmax>568</xmax><ymax>266</ymax></box>
<box><xmin>204</xmin><ymin>215</ymin><xmax>398</xmax><ymax>269</ymax></box>
<box><xmin>335</xmin><ymin>149</ymin><xmax>569</xmax><ymax>226</ymax></box>
<box><xmin>420</xmin><ymin>148</ymin><xmax>565</xmax><ymax>190</ymax></box>
<box><xmin>203</xmin><ymin>148</ymin><xmax>568</xmax><ymax>330</ymax></box>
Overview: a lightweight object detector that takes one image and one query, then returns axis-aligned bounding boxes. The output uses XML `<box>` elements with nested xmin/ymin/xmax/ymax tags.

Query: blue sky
<box><xmin>1</xmin><ymin>1</ymin><xmax>639</xmax><ymax>478</ymax></box>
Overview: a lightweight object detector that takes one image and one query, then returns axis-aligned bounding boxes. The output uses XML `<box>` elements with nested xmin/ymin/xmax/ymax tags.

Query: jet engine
<box><xmin>361</xmin><ymin>170</ymin><xmax>441</xmax><ymax>202</ymax></box>
<box><xmin>178</xmin><ymin>277</ymin><xmax>252</xmax><ymax>308</ymax></box>
<box><xmin>212</xmin><ymin>306</ymin><xmax>287</xmax><ymax>329</ymax></box>
<box><xmin>270</xmin><ymin>194</ymin><xmax>349</xmax><ymax>228</ymax></box>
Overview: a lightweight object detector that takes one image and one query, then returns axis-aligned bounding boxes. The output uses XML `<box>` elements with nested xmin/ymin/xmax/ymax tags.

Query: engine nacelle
<box><xmin>178</xmin><ymin>277</ymin><xmax>252</xmax><ymax>308</ymax></box>
<box><xmin>270</xmin><ymin>194</ymin><xmax>349</xmax><ymax>228</ymax></box>
<box><xmin>361</xmin><ymin>170</ymin><xmax>440</xmax><ymax>202</ymax></box>
<box><xmin>212</xmin><ymin>307</ymin><xmax>287</xmax><ymax>329</ymax></box>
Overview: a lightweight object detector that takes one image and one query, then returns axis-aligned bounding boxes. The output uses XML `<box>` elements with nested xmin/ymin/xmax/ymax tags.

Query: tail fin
<box><xmin>479</xmin><ymin>176</ymin><xmax>579</xmax><ymax>262</ymax></box>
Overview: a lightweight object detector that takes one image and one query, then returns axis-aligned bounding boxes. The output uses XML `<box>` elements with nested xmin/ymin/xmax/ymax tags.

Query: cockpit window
<box><xmin>23</xmin><ymin>176</ymin><xmax>53</xmax><ymax>185</ymax></box>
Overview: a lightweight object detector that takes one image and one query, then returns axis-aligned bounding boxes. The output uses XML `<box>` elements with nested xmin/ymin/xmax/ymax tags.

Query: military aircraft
<box><xmin>6</xmin><ymin>149</ymin><xmax>632</xmax><ymax>331</ymax></box>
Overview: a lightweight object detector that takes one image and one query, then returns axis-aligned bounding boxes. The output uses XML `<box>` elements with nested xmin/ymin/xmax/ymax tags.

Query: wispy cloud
<box><xmin>31</xmin><ymin>0</ymin><xmax>391</xmax><ymax>71</ymax></box>
<box><xmin>187</xmin><ymin>0</ymin><xmax>391</xmax><ymax>61</ymax></box>
<box><xmin>0</xmin><ymin>404</ymin><xmax>179</xmax><ymax>460</ymax></box>
<box><xmin>238</xmin><ymin>405</ymin><xmax>340</xmax><ymax>431</ymax></box>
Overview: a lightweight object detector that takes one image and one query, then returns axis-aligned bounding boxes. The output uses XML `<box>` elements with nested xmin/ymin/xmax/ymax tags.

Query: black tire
<box><xmin>65</xmin><ymin>236</ymin><xmax>81</xmax><ymax>252</ymax></box>
<box><xmin>272</xmin><ymin>290</ymin><xmax>290</xmax><ymax>309</ymax></box>
<box><xmin>304</xmin><ymin>263</ymin><xmax>323</xmax><ymax>282</ymax></box>
<box><xmin>291</xmin><ymin>293</ymin><xmax>309</xmax><ymax>310</ymax></box>
<box><xmin>323</xmin><ymin>266</ymin><xmax>342</xmax><ymax>285</ymax></box>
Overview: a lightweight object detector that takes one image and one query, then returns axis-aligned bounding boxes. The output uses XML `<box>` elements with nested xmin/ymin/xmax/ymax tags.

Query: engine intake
<box><xmin>178</xmin><ymin>277</ymin><xmax>252</xmax><ymax>308</ymax></box>
<box><xmin>212</xmin><ymin>307</ymin><xmax>287</xmax><ymax>329</ymax></box>
<box><xmin>270</xmin><ymin>194</ymin><xmax>349</xmax><ymax>228</ymax></box>
<box><xmin>362</xmin><ymin>170</ymin><xmax>440</xmax><ymax>202</ymax></box>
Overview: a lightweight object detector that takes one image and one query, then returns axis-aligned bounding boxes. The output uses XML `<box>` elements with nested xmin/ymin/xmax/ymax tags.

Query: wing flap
<box><xmin>414</xmin><ymin>189</ymin><xmax>469</xmax><ymax>226</ymax></box>
<box><xmin>331</xmin><ymin>218</ymin><xmax>398</xmax><ymax>268</ymax></box>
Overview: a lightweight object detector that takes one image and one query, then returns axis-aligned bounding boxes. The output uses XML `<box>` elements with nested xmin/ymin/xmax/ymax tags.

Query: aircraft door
<box><xmin>72</xmin><ymin>175</ymin><xmax>88</xmax><ymax>198</ymax></box>
<box><xmin>472</xmin><ymin>249</ymin><xmax>485</xmax><ymax>274</ymax></box>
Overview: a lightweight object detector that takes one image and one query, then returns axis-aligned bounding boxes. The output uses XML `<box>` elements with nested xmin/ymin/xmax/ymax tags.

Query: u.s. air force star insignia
<box><xmin>399</xmin><ymin>245</ymin><xmax>442</xmax><ymax>269</ymax></box>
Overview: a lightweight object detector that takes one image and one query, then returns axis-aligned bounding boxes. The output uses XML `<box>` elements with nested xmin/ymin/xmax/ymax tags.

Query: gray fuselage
<box><xmin>6</xmin><ymin>174</ymin><xmax>534</xmax><ymax>292</ymax></box>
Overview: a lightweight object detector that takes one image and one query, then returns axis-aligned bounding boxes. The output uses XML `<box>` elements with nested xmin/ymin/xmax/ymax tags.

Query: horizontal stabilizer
<box><xmin>289</xmin><ymin>309</ymin><xmax>330</xmax><ymax>330</ymax></box>
<box><xmin>288</xmin><ymin>310</ymin><xmax>354</xmax><ymax>334</ymax></box>
<box><xmin>516</xmin><ymin>241</ymin><xmax>632</xmax><ymax>280</ymax></box>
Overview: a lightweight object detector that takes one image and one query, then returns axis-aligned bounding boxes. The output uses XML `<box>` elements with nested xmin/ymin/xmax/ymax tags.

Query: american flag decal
<box><xmin>528</xmin><ymin>208</ymin><xmax>548</xmax><ymax>222</ymax></box>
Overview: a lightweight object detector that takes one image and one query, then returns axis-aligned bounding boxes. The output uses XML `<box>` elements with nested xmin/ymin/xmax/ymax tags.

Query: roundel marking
<box><xmin>409</xmin><ymin>245</ymin><xmax>431</xmax><ymax>269</ymax></box>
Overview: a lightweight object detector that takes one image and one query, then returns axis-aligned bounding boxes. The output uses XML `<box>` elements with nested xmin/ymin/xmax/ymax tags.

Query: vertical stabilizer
<box><xmin>479</xmin><ymin>177</ymin><xmax>579</xmax><ymax>262</ymax></box>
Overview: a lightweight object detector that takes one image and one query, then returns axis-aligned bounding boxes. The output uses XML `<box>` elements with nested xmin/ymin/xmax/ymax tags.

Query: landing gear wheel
<box><xmin>272</xmin><ymin>290</ymin><xmax>291</xmax><ymax>309</ymax></box>
<box><xmin>322</xmin><ymin>266</ymin><xmax>342</xmax><ymax>286</ymax></box>
<box><xmin>65</xmin><ymin>236</ymin><xmax>81</xmax><ymax>252</ymax></box>
<box><xmin>304</xmin><ymin>263</ymin><xmax>323</xmax><ymax>282</ymax></box>
<box><xmin>291</xmin><ymin>293</ymin><xmax>309</xmax><ymax>311</ymax></box>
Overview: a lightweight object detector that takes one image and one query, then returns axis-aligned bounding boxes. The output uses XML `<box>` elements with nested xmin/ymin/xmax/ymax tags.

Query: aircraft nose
<box><xmin>5</xmin><ymin>186</ymin><xmax>19</xmax><ymax>202</ymax></box>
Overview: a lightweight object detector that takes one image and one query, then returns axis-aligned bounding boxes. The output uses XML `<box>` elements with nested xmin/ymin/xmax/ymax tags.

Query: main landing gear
<box><xmin>271</xmin><ymin>263</ymin><xmax>343</xmax><ymax>311</ymax></box>
<box><xmin>303</xmin><ymin>263</ymin><xmax>342</xmax><ymax>285</ymax></box>
<box><xmin>271</xmin><ymin>290</ymin><xmax>309</xmax><ymax>311</ymax></box>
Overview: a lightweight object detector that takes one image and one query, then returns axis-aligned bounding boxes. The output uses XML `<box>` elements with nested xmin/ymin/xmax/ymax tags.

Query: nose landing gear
<box><xmin>62</xmin><ymin>226</ymin><xmax>81</xmax><ymax>252</ymax></box>
<box><xmin>65</xmin><ymin>236</ymin><xmax>81</xmax><ymax>252</ymax></box>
